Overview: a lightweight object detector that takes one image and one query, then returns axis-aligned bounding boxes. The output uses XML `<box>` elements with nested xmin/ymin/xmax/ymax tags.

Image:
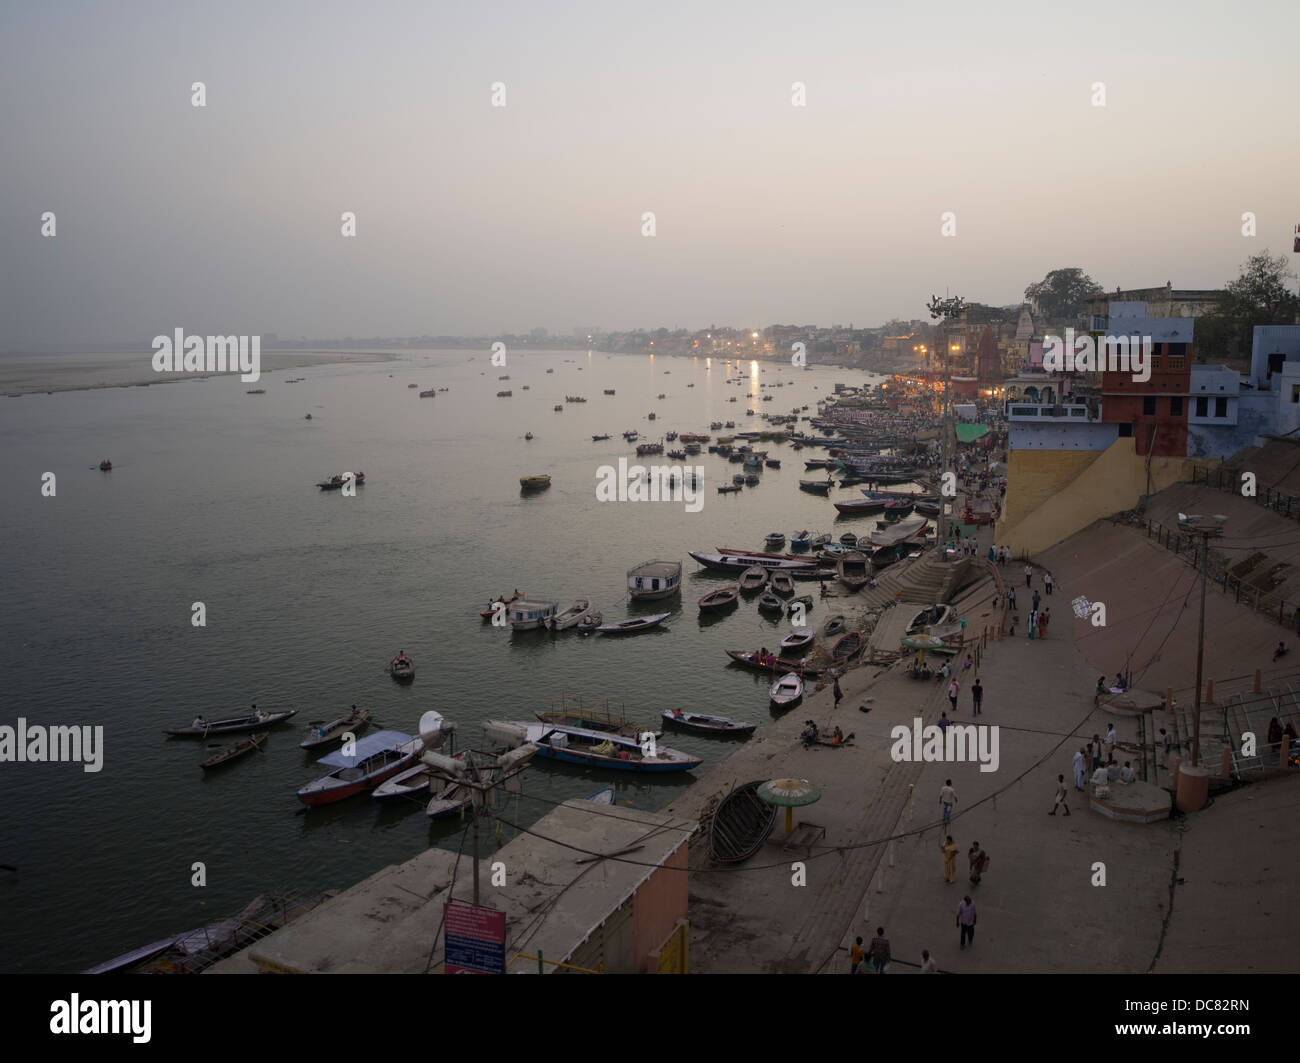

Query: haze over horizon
<box><xmin>2</xmin><ymin>0</ymin><xmax>1297</xmax><ymax>349</ymax></box>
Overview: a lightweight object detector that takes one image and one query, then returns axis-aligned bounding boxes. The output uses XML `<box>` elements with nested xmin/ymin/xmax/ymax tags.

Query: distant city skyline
<box><xmin>2</xmin><ymin>1</ymin><xmax>1296</xmax><ymax>349</ymax></box>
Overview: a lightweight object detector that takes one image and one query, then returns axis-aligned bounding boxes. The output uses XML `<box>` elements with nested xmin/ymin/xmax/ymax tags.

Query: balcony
<box><xmin>1007</xmin><ymin>403</ymin><xmax>1099</xmax><ymax>422</ymax></box>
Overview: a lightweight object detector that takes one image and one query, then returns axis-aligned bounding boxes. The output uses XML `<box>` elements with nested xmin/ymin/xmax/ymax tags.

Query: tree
<box><xmin>1197</xmin><ymin>251</ymin><xmax>1299</xmax><ymax>363</ymax></box>
<box><xmin>1023</xmin><ymin>268</ymin><xmax>1104</xmax><ymax>322</ymax></box>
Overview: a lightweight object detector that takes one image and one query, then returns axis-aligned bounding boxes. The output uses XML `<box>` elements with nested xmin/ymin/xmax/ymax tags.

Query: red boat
<box><xmin>296</xmin><ymin>731</ymin><xmax>420</xmax><ymax>806</ymax></box>
<box><xmin>679</xmin><ymin>433</ymin><xmax>711</xmax><ymax>443</ymax></box>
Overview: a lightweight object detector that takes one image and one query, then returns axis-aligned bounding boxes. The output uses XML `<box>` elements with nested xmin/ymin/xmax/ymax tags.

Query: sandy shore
<box><xmin>0</xmin><ymin>350</ymin><xmax>399</xmax><ymax>396</ymax></box>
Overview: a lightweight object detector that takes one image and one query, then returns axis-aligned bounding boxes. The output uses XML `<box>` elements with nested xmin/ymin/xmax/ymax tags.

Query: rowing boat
<box><xmin>199</xmin><ymin>733</ymin><xmax>266</xmax><ymax>770</ymax></box>
<box><xmin>698</xmin><ymin>586</ymin><xmax>740</xmax><ymax>611</ymax></box>
<box><xmin>299</xmin><ymin>708</ymin><xmax>374</xmax><ymax>750</ymax></box>
<box><xmin>769</xmin><ymin>673</ymin><xmax>804</xmax><ymax>709</ymax></box>
<box><xmin>770</xmin><ymin>572</ymin><xmax>795</xmax><ymax>597</ymax></box>
<box><xmin>661</xmin><ymin>709</ymin><xmax>756</xmax><ymax>736</ymax></box>
<box><xmin>164</xmin><ymin>709</ymin><xmax>297</xmax><ymax>738</ymax></box>
<box><xmin>547</xmin><ymin>598</ymin><xmax>592</xmax><ymax>631</ymax></box>
<box><xmin>831</xmin><ymin>630</ymin><xmax>863</xmax><ymax>661</ymax></box>
<box><xmin>739</xmin><ymin>566</ymin><xmax>768</xmax><ymax>592</ymax></box>
<box><xmin>597</xmin><ymin>613</ymin><xmax>669</xmax><ymax>635</ymax></box>
<box><xmin>483</xmin><ymin>721</ymin><xmax>702</xmax><ymax>772</ymax></box>
<box><xmin>707</xmin><ymin>781</ymin><xmax>777</xmax><ymax>864</ymax></box>
<box><xmin>725</xmin><ymin>650</ymin><xmax>820</xmax><ymax>677</ymax></box>
<box><xmin>780</xmin><ymin>627</ymin><xmax>816</xmax><ymax>653</ymax></box>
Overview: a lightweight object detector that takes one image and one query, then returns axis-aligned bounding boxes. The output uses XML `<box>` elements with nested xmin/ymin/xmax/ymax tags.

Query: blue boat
<box><xmin>483</xmin><ymin>721</ymin><xmax>701</xmax><ymax>773</ymax></box>
<box><xmin>790</xmin><ymin>531</ymin><xmax>812</xmax><ymax>550</ymax></box>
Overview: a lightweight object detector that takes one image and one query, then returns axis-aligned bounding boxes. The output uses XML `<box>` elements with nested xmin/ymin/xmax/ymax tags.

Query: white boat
<box><xmin>780</xmin><ymin>627</ymin><xmax>816</xmax><ymax>653</ymax></box>
<box><xmin>508</xmin><ymin>598</ymin><xmax>559</xmax><ymax>630</ymax></box>
<box><xmin>627</xmin><ymin>559</ymin><xmax>682</xmax><ymax>600</ymax></box>
<box><xmin>547</xmin><ymin>598</ymin><xmax>592</xmax><ymax>631</ymax></box>
<box><xmin>770</xmin><ymin>674</ymin><xmax>804</xmax><ymax>710</ymax></box>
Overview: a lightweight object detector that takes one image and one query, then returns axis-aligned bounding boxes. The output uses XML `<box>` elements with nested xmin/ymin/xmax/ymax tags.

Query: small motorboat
<box><xmin>547</xmin><ymin>598</ymin><xmax>592</xmax><ymax>631</ymax></box>
<box><xmin>576</xmin><ymin>611</ymin><xmax>603</xmax><ymax>635</ymax></box>
<box><xmin>299</xmin><ymin>708</ymin><xmax>374</xmax><ymax>750</ymax></box>
<box><xmin>597</xmin><ymin>613</ymin><xmax>669</xmax><ymax>635</ymax></box>
<box><xmin>699</xmin><ymin>587</ymin><xmax>740</xmax><ymax>612</ymax></box>
<box><xmin>799</xmin><ymin>479</ymin><xmax>833</xmax><ymax>495</ymax></box>
<box><xmin>770</xmin><ymin>572</ymin><xmax>795</xmax><ymax>597</ymax></box>
<box><xmin>592</xmin><ymin>434</ymin><xmax>611</xmax><ymax>441</ymax></box>
<box><xmin>389</xmin><ymin>654</ymin><xmax>415</xmax><ymax>681</ymax></box>
<box><xmin>758</xmin><ymin>589</ymin><xmax>784</xmax><ymax>614</ymax></box>
<box><xmin>780</xmin><ymin>627</ymin><xmax>816</xmax><ymax>654</ymax></box>
<box><xmin>375</xmin><ymin>751</ymin><xmax>468</xmax><ymax>801</ymax></box>
<box><xmin>823</xmin><ymin>614</ymin><xmax>846</xmax><ymax>637</ymax></box>
<box><xmin>769</xmin><ymin>673</ymin><xmax>804</xmax><ymax>710</ymax></box>
<box><xmin>98</xmin><ymin>460</ymin><xmax>112</xmax><ymax>471</ymax></box>
<box><xmin>164</xmin><ymin>709</ymin><xmax>297</xmax><ymax>738</ymax></box>
<box><xmin>419</xmin><ymin>389</ymin><xmax>437</xmax><ymax>397</ymax></box>
<box><xmin>739</xmin><ymin>566</ymin><xmax>769</xmax><ymax>593</ymax></box>
<box><xmin>790</xmin><ymin>531</ymin><xmax>812</xmax><ymax>551</ymax></box>
<box><xmin>831</xmin><ymin>630</ymin><xmax>863</xmax><ymax>662</ymax></box>
<box><xmin>317</xmin><ymin>472</ymin><xmax>365</xmax><ymax>491</ymax></box>
<box><xmin>199</xmin><ymin>733</ymin><xmax>266</xmax><ymax>770</ymax></box>
<box><xmin>662</xmin><ymin>709</ymin><xmax>757</xmax><ymax>736</ymax></box>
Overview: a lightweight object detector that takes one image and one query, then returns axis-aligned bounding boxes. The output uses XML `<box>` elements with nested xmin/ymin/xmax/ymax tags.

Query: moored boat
<box><xmin>662</xmin><ymin>709</ymin><xmax>756</xmax><ymax>736</ymax></box>
<box><xmin>483</xmin><ymin>721</ymin><xmax>701</xmax><ymax>773</ymax></box>
<box><xmin>576</xmin><ymin>611</ymin><xmax>603</xmax><ymax>635</ymax></box>
<box><xmin>758</xmin><ymin>589</ymin><xmax>783</xmax><ymax>614</ymax></box>
<box><xmin>770</xmin><ymin>572</ymin><xmax>795</xmax><ymax>597</ymax></box>
<box><xmin>769</xmin><ymin>673</ymin><xmax>804</xmax><ymax>710</ymax></box>
<box><xmin>509</xmin><ymin>598</ymin><xmax>559</xmax><ymax>630</ymax></box>
<box><xmin>823</xmin><ymin>614</ymin><xmax>846</xmax><ymax>637</ymax></box>
<box><xmin>779</xmin><ymin>627</ymin><xmax>816</xmax><ymax>654</ymax></box>
<box><xmin>707</xmin><ymin>780</ymin><xmax>777</xmax><ymax>864</ymax></box>
<box><xmin>296</xmin><ymin>731</ymin><xmax>421</xmax><ymax>806</ymax></box>
<box><xmin>519</xmin><ymin>474</ymin><xmax>551</xmax><ymax>489</ymax></box>
<box><xmin>790</xmin><ymin>530</ymin><xmax>812</xmax><ymax>551</ymax></box>
<box><xmin>699</xmin><ymin>586</ymin><xmax>740</xmax><ymax>611</ymax></box>
<box><xmin>739</xmin><ymin>565</ymin><xmax>768</xmax><ymax>592</ymax></box>
<box><xmin>99</xmin><ymin>460</ymin><xmax>112</xmax><ymax>471</ymax></box>
<box><xmin>725</xmin><ymin>649</ymin><xmax>820</xmax><ymax>676</ymax></box>
<box><xmin>597</xmin><ymin>613</ymin><xmax>670</xmax><ymax>635</ymax></box>
<box><xmin>831</xmin><ymin>630</ymin><xmax>863</xmax><ymax>661</ymax></box>
<box><xmin>546</xmin><ymin>598</ymin><xmax>592</xmax><ymax>631</ymax></box>
<box><xmin>799</xmin><ymin>479</ymin><xmax>833</xmax><ymax>494</ymax></box>
<box><xmin>627</xmin><ymin>559</ymin><xmax>681</xmax><ymax>600</ymax></box>
<box><xmin>764</xmin><ymin>532</ymin><xmax>786</xmax><ymax>549</ymax></box>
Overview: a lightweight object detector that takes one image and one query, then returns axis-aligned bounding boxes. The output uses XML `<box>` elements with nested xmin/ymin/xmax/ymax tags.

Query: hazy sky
<box><xmin>2</xmin><ymin>0</ymin><xmax>1297</xmax><ymax>348</ymax></box>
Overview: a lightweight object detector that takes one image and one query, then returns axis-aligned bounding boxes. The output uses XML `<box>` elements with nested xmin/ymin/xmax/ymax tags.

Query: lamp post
<box><xmin>926</xmin><ymin>296</ymin><xmax>967</xmax><ymax>547</ymax></box>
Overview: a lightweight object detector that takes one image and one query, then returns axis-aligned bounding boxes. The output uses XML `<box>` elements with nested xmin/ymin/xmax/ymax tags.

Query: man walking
<box><xmin>1024</xmin><ymin>563</ymin><xmax>1033</xmax><ymax>588</ymax></box>
<box><xmin>947</xmin><ymin>677</ymin><xmax>959</xmax><ymax>714</ymax></box>
<box><xmin>1049</xmin><ymin>774</ymin><xmax>1071</xmax><ymax>816</ymax></box>
<box><xmin>1032</xmin><ymin>590</ymin><xmax>1041</xmax><ymax>613</ymax></box>
<box><xmin>938</xmin><ymin>710</ymin><xmax>950</xmax><ymax>734</ymax></box>
<box><xmin>1044</xmin><ymin>571</ymin><xmax>1053</xmax><ymax>595</ymax></box>
<box><xmin>939</xmin><ymin>779</ymin><xmax>958</xmax><ymax>827</ymax></box>
<box><xmin>1007</xmin><ymin>586</ymin><xmax>1016</xmax><ymax>611</ymax></box>
<box><xmin>1072</xmin><ymin>747</ymin><xmax>1086</xmax><ymax>790</ymax></box>
<box><xmin>868</xmin><ymin>927</ymin><xmax>891</xmax><ymax>973</ymax></box>
<box><xmin>957</xmin><ymin>896</ymin><xmax>977</xmax><ymax>949</ymax></box>
<box><xmin>833</xmin><ymin>676</ymin><xmax>843</xmax><ymax>709</ymax></box>
<box><xmin>1104</xmin><ymin>723</ymin><xmax>1117</xmax><ymax>760</ymax></box>
<box><xmin>971</xmin><ymin>678</ymin><xmax>983</xmax><ymax>716</ymax></box>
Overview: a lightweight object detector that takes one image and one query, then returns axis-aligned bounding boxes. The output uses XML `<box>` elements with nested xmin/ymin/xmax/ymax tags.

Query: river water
<box><xmin>0</xmin><ymin>347</ymin><xmax>898</xmax><ymax>971</ymax></box>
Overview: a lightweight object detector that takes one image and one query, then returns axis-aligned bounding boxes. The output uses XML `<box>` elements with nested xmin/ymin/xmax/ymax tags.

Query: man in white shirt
<box><xmin>1072</xmin><ymin>748</ymin><xmax>1086</xmax><ymax>790</ymax></box>
<box><xmin>939</xmin><ymin>780</ymin><xmax>958</xmax><ymax>827</ymax></box>
<box><xmin>1024</xmin><ymin>563</ymin><xmax>1033</xmax><ymax>588</ymax></box>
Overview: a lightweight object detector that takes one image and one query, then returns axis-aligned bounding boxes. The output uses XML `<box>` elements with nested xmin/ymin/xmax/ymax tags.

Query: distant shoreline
<box><xmin>0</xmin><ymin>350</ymin><xmax>399</xmax><ymax>397</ymax></box>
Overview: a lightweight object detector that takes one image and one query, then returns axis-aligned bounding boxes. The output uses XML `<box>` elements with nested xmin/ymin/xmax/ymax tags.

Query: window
<box><xmin>1119</xmin><ymin>423</ymin><xmax>1133</xmax><ymax>437</ymax></box>
<box><xmin>1215</xmin><ymin>397</ymin><xmax>1227</xmax><ymax>418</ymax></box>
<box><xmin>1195</xmin><ymin>396</ymin><xmax>1208</xmax><ymax>417</ymax></box>
<box><xmin>1143</xmin><ymin>396</ymin><xmax>1156</xmax><ymax>415</ymax></box>
<box><xmin>1170</xmin><ymin>397</ymin><xmax>1183</xmax><ymax>416</ymax></box>
<box><xmin>1167</xmin><ymin>342</ymin><xmax>1188</xmax><ymax>358</ymax></box>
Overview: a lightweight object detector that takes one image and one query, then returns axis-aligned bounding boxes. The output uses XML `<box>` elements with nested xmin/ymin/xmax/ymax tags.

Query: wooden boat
<box><xmin>627</xmin><ymin>559</ymin><xmax>681</xmax><ymax>601</ymax></box>
<box><xmin>726</xmin><ymin>649</ymin><xmax>819</xmax><ymax>675</ymax></box>
<box><xmin>744</xmin><ymin>473</ymin><xmax>760</xmax><ymax>485</ymax></box>
<box><xmin>758</xmin><ymin>589</ymin><xmax>784</xmax><ymax>614</ymax></box>
<box><xmin>765</xmin><ymin>459</ymin><xmax>781</xmax><ymax>469</ymax></box>
<box><xmin>913</xmin><ymin>499</ymin><xmax>943</xmax><ymax>518</ymax></box>
<box><xmin>717</xmin><ymin>484</ymin><xmax>742</xmax><ymax>493</ymax></box>
<box><xmin>164</xmin><ymin>709</ymin><xmax>297</xmax><ymax>737</ymax></box>
<box><xmin>426</xmin><ymin>775</ymin><xmax>475</xmax><ymax>820</ymax></box>
<box><xmin>811</xmin><ymin>533</ymin><xmax>831</xmax><ymax>549</ymax></box>
<box><xmin>297</xmin><ymin>732</ymin><xmax>421</xmax><ymax>806</ymax></box>
<box><xmin>199</xmin><ymin>732</ymin><xmax>267</xmax><ymax>770</ymax></box>
<box><xmin>99</xmin><ymin>460</ymin><xmax>112</xmax><ymax>471</ymax></box>
<box><xmin>799</xmin><ymin>479</ymin><xmax>833</xmax><ymax>494</ymax></box>
<box><xmin>831</xmin><ymin>630</ymin><xmax>863</xmax><ymax>661</ymax></box>
<box><xmin>765</xmin><ymin>532</ymin><xmax>786</xmax><ymax>549</ymax></box>
<box><xmin>662</xmin><ymin>709</ymin><xmax>756</xmax><ymax>736</ymax></box>
<box><xmin>739</xmin><ymin>566</ymin><xmax>768</xmax><ymax>592</ymax></box>
<box><xmin>586</xmin><ymin>786</ymin><xmax>616</xmax><ymax>803</ymax></box>
<box><xmin>546</xmin><ymin>598</ymin><xmax>592</xmax><ymax>631</ymax></box>
<box><xmin>689</xmin><ymin>551</ymin><xmax>819</xmax><ymax>574</ymax></box>
<box><xmin>597</xmin><ymin>613</ymin><xmax>669</xmax><ymax>635</ymax></box>
<box><xmin>707</xmin><ymin>780</ymin><xmax>777</xmax><ymax>864</ymax></box>
<box><xmin>519</xmin><ymin>474</ymin><xmax>551</xmax><ymax>489</ymax></box>
<box><xmin>419</xmin><ymin>389</ymin><xmax>436</xmax><ymax>397</ymax></box>
<box><xmin>299</xmin><ymin>708</ymin><xmax>374</xmax><ymax>750</ymax></box>
<box><xmin>770</xmin><ymin>572</ymin><xmax>795</xmax><ymax>597</ymax></box>
<box><xmin>823</xmin><ymin>614</ymin><xmax>846</xmax><ymax>637</ymax></box>
<box><xmin>536</xmin><ymin>709</ymin><xmax>657</xmax><ymax>740</ymax></box>
<box><xmin>372</xmin><ymin>764</ymin><xmax>435</xmax><ymax>801</ymax></box>
<box><xmin>576</xmin><ymin>611</ymin><xmax>602</xmax><ymax>635</ymax></box>
<box><xmin>769</xmin><ymin>673</ymin><xmax>804</xmax><ymax>709</ymax></box>
<box><xmin>833</xmin><ymin>498</ymin><xmax>886</xmax><ymax>515</ymax></box>
<box><xmin>780</xmin><ymin>627</ymin><xmax>816</xmax><ymax>654</ymax></box>
<box><xmin>699</xmin><ymin>586</ymin><xmax>740</xmax><ymax>611</ymax></box>
<box><xmin>839</xmin><ymin>533</ymin><xmax>858</xmax><ymax>546</ymax></box>
<box><xmin>790</xmin><ymin>531</ymin><xmax>812</xmax><ymax>551</ymax></box>
<box><xmin>906</xmin><ymin>603</ymin><xmax>954</xmax><ymax>635</ymax></box>
<box><xmin>317</xmin><ymin>472</ymin><xmax>364</xmax><ymax>490</ymax></box>
<box><xmin>883</xmin><ymin>500</ymin><xmax>914</xmax><ymax>522</ymax></box>
<box><xmin>483</xmin><ymin>721</ymin><xmax>701</xmax><ymax>772</ymax></box>
<box><xmin>389</xmin><ymin>655</ymin><xmax>415</xmax><ymax>681</ymax></box>
<box><xmin>592</xmin><ymin>434</ymin><xmax>611</xmax><ymax>441</ymax></box>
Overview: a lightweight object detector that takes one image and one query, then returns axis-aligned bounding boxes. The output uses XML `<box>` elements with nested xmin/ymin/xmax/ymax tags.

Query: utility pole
<box><xmin>1179</xmin><ymin>513</ymin><xmax>1226</xmax><ymax>766</ymax></box>
<box><xmin>927</xmin><ymin>295</ymin><xmax>967</xmax><ymax>546</ymax></box>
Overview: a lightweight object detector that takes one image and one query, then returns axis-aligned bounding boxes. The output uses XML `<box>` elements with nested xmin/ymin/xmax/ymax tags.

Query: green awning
<box><xmin>955</xmin><ymin>424</ymin><xmax>990</xmax><ymax>443</ymax></box>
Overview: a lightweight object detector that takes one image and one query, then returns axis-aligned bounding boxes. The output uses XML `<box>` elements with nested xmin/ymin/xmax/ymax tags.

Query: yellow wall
<box><xmin>1000</xmin><ymin>438</ymin><xmax>1193</xmax><ymax>556</ymax></box>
